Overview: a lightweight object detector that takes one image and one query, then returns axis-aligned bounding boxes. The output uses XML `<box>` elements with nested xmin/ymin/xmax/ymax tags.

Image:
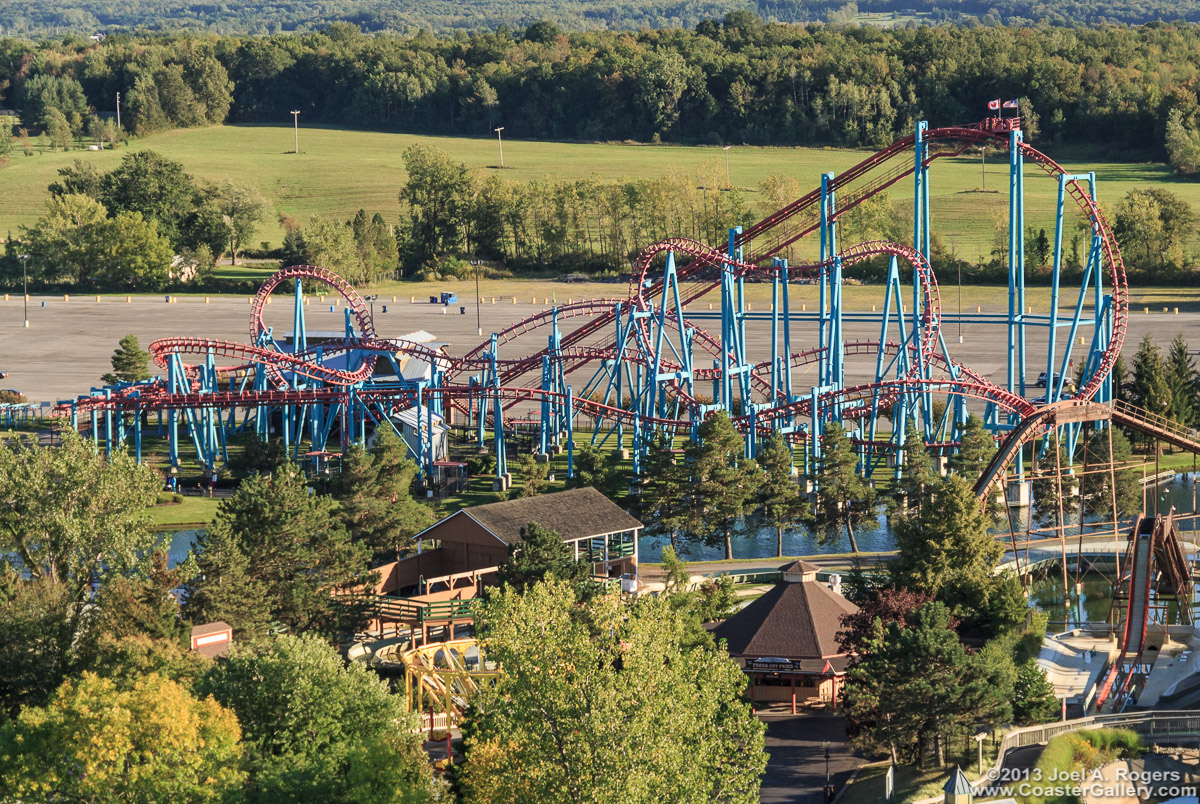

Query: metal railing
<box><xmin>910</xmin><ymin>711</ymin><xmax>1200</xmax><ymax>804</ymax></box>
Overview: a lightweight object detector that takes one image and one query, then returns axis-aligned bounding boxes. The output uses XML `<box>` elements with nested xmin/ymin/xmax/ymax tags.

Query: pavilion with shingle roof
<box><xmin>711</xmin><ymin>560</ymin><xmax>858</xmax><ymax>713</ymax></box>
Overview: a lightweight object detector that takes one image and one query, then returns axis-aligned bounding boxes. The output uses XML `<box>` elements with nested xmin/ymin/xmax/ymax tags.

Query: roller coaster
<box><xmin>57</xmin><ymin>115</ymin><xmax>1129</xmax><ymax>490</ymax></box>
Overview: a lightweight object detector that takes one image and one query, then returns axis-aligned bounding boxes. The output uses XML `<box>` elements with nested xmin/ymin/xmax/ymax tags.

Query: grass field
<box><xmin>3</xmin><ymin>124</ymin><xmax>1197</xmax><ymax>264</ymax></box>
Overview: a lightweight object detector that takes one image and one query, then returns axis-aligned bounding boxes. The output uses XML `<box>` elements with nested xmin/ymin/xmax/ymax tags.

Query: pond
<box><xmin>635</xmin><ymin>472</ymin><xmax>1200</xmax><ymax>563</ymax></box>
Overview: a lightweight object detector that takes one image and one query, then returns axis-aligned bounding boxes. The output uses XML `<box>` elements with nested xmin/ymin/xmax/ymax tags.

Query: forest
<box><xmin>6</xmin><ymin>16</ymin><xmax>1200</xmax><ymax>163</ymax></box>
<box><xmin>3</xmin><ymin>0</ymin><xmax>1200</xmax><ymax>38</ymax></box>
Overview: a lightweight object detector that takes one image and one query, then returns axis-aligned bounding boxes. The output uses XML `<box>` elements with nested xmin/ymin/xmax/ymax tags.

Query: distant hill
<box><xmin>3</xmin><ymin>0</ymin><xmax>1200</xmax><ymax>39</ymax></box>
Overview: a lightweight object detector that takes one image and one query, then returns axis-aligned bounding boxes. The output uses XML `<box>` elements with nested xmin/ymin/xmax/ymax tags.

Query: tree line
<box><xmin>7</xmin><ymin>17</ymin><xmax>1200</xmax><ymax>159</ymax></box>
<box><xmin>6</xmin><ymin>0</ymin><xmax>1200</xmax><ymax>42</ymax></box>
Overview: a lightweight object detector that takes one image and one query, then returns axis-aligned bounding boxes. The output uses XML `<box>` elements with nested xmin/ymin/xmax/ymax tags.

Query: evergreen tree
<box><xmin>185</xmin><ymin>471</ymin><xmax>372</xmax><ymax>638</ymax></box>
<box><xmin>842</xmin><ymin>601</ymin><xmax>1011</xmax><ymax>768</ymax></box>
<box><xmin>92</xmin><ymin>552</ymin><xmax>185</xmax><ymax>643</ymax></box>
<box><xmin>755</xmin><ymin>430</ymin><xmax>807</xmax><ymax>557</ymax></box>
<box><xmin>948</xmin><ymin>414</ymin><xmax>994</xmax><ymax>480</ymax></box>
<box><xmin>331</xmin><ymin>430</ymin><xmax>433</xmax><ymax>562</ymax></box>
<box><xmin>1167</xmin><ymin>333</ymin><xmax>1197</xmax><ymax>428</ymax></box>
<box><xmin>1130</xmin><ymin>334</ymin><xmax>1173</xmax><ymax>423</ymax></box>
<box><xmin>810</xmin><ymin>421</ymin><xmax>875</xmax><ymax>553</ymax></box>
<box><xmin>495</xmin><ymin>522</ymin><xmax>594</xmax><ymax>600</ymax></box>
<box><xmin>893</xmin><ymin>421</ymin><xmax>940</xmax><ymax>515</ymax></box>
<box><xmin>890</xmin><ymin>475</ymin><xmax>1006</xmax><ymax>624</ymax></box>
<box><xmin>1082</xmin><ymin>427</ymin><xmax>1141</xmax><ymax>524</ymax></box>
<box><xmin>567</xmin><ymin>441</ymin><xmax>615</xmax><ymax>493</ymax></box>
<box><xmin>685</xmin><ymin>411</ymin><xmax>761</xmax><ymax>560</ymax></box>
<box><xmin>182</xmin><ymin>526</ymin><xmax>270</xmax><ymax>640</ymax></box>
<box><xmin>517</xmin><ymin>453</ymin><xmax>549</xmax><ymax>497</ymax></box>
<box><xmin>101</xmin><ymin>334</ymin><xmax>152</xmax><ymax>386</ymax></box>
<box><xmin>637</xmin><ymin>432</ymin><xmax>691</xmax><ymax>554</ymax></box>
<box><xmin>1012</xmin><ymin>661</ymin><xmax>1060</xmax><ymax>725</ymax></box>
<box><xmin>1031</xmin><ymin>433</ymin><xmax>1079</xmax><ymax>529</ymax></box>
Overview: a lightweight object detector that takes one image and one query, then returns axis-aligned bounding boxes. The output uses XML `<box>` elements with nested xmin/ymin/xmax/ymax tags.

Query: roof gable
<box><xmin>712</xmin><ymin>578</ymin><xmax>858</xmax><ymax>660</ymax></box>
<box><xmin>414</xmin><ymin>488</ymin><xmax>643</xmax><ymax>546</ymax></box>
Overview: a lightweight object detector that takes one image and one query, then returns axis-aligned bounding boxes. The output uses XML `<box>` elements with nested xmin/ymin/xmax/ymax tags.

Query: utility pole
<box><xmin>494</xmin><ymin>126</ymin><xmax>505</xmax><ymax>168</ymax></box>
<box><xmin>116</xmin><ymin>91</ymin><xmax>121</xmax><ymax>130</ymax></box>
<box><xmin>723</xmin><ymin>145</ymin><xmax>732</xmax><ymax>188</ymax></box>
<box><xmin>291</xmin><ymin>111</ymin><xmax>301</xmax><ymax>154</ymax></box>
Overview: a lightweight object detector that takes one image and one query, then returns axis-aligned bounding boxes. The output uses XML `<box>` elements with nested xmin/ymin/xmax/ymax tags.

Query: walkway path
<box><xmin>759</xmin><ymin>712</ymin><xmax>863</xmax><ymax>804</ymax></box>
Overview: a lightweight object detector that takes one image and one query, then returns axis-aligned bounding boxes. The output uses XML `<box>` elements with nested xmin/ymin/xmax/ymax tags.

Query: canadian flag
<box><xmin>987</xmin><ymin>99</ymin><xmax>1001</xmax><ymax>110</ymax></box>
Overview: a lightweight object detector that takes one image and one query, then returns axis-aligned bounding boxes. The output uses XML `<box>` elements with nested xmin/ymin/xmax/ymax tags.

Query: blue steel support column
<box><xmin>168</xmin><ymin>355</ymin><xmax>179</xmax><ymax>468</ymax></box>
<box><xmin>1005</xmin><ymin>128</ymin><xmax>1027</xmax><ymax>477</ymax></box>
<box><xmin>566</xmin><ymin>385</ymin><xmax>574</xmax><ymax>478</ymax></box>
<box><xmin>912</xmin><ymin>120</ymin><xmax>933</xmax><ymax>438</ymax></box>
<box><xmin>819</xmin><ymin>172</ymin><xmax>836</xmax><ymax>388</ymax></box>
<box><xmin>293</xmin><ymin>277</ymin><xmax>307</xmax><ymax>354</ymax></box>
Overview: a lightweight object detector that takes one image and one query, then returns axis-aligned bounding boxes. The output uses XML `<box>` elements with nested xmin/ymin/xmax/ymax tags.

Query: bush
<box><xmin>1029</xmin><ymin>728</ymin><xmax>1142</xmax><ymax>804</ymax></box>
<box><xmin>172</xmin><ymin>493</ymin><xmax>184</xmax><ymax>504</ymax></box>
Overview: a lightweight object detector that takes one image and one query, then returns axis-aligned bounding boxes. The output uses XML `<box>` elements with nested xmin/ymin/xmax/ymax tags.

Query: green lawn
<box><xmin>147</xmin><ymin>495</ymin><xmax>222</xmax><ymax>530</ymax></box>
<box><xmin>3</xmin><ymin>124</ymin><xmax>1197</xmax><ymax>264</ymax></box>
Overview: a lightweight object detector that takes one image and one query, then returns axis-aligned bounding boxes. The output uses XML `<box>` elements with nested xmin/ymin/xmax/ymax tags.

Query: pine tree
<box><xmin>331</xmin><ymin>429</ymin><xmax>434</xmax><ymax>562</ymax></box>
<box><xmin>685</xmin><ymin>411</ymin><xmax>762</xmax><ymax>560</ymax></box>
<box><xmin>495</xmin><ymin>522</ymin><xmax>594</xmax><ymax>600</ymax></box>
<box><xmin>182</xmin><ymin>526</ymin><xmax>270</xmax><ymax>640</ymax></box>
<box><xmin>191</xmin><ymin>470</ymin><xmax>372</xmax><ymax>637</ymax></box>
<box><xmin>948</xmin><ymin>414</ymin><xmax>994</xmax><ymax>480</ymax></box>
<box><xmin>1167</xmin><ymin>333</ymin><xmax>1196</xmax><ymax>428</ymax></box>
<box><xmin>1130</xmin><ymin>334</ymin><xmax>1174</xmax><ymax>451</ymax></box>
<box><xmin>101</xmin><ymin>333</ymin><xmax>152</xmax><ymax>385</ymax></box>
<box><xmin>1031</xmin><ymin>433</ymin><xmax>1079</xmax><ymax>529</ymax></box>
<box><xmin>890</xmin><ymin>475</ymin><xmax>1003</xmax><ymax>614</ymax></box>
<box><xmin>637</xmin><ymin>432</ymin><xmax>690</xmax><ymax>555</ymax></box>
<box><xmin>755</xmin><ymin>430</ymin><xmax>807</xmax><ymax>557</ymax></box>
<box><xmin>1082</xmin><ymin>427</ymin><xmax>1141</xmax><ymax>524</ymax></box>
<box><xmin>893</xmin><ymin>421</ymin><xmax>940</xmax><ymax>515</ymax></box>
<box><xmin>810</xmin><ymin>421</ymin><xmax>875</xmax><ymax>553</ymax></box>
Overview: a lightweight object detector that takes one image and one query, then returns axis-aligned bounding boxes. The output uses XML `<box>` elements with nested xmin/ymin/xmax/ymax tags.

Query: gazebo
<box><xmin>711</xmin><ymin>561</ymin><xmax>858</xmax><ymax>714</ymax></box>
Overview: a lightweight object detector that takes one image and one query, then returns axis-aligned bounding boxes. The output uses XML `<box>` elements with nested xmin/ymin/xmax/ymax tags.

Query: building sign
<box><xmin>746</xmin><ymin>658</ymin><xmax>803</xmax><ymax>672</ymax></box>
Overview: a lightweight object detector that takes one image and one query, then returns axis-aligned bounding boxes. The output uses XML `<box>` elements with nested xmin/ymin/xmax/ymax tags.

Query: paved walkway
<box><xmin>759</xmin><ymin>712</ymin><xmax>863</xmax><ymax>804</ymax></box>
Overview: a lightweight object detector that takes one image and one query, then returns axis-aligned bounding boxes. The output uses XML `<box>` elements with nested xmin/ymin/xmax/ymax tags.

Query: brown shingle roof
<box><xmin>711</xmin><ymin>578</ymin><xmax>858</xmax><ymax>661</ymax></box>
<box><xmin>463</xmin><ymin>487</ymin><xmax>643</xmax><ymax>545</ymax></box>
<box><xmin>781</xmin><ymin>560</ymin><xmax>821</xmax><ymax>574</ymax></box>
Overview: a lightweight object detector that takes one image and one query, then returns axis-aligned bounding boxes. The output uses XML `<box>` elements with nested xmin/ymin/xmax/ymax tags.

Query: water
<box><xmin>163</xmin><ymin>528</ymin><xmax>201</xmax><ymax>567</ymax></box>
<box><xmin>636</xmin><ymin>472</ymin><xmax>1200</xmax><ymax>564</ymax></box>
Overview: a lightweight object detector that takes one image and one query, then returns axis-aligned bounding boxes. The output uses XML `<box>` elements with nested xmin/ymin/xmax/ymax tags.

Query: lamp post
<box><xmin>494</xmin><ymin>127</ymin><xmax>505</xmax><ymax>169</ymax></box>
<box><xmin>474</xmin><ymin>259</ymin><xmax>482</xmax><ymax>337</ymax></box>
<box><xmin>18</xmin><ymin>253</ymin><xmax>29</xmax><ymax>328</ymax></box>
<box><xmin>291</xmin><ymin>110</ymin><xmax>301</xmax><ymax>154</ymax></box>
<box><xmin>723</xmin><ymin>145</ymin><xmax>732</xmax><ymax>188</ymax></box>
<box><xmin>364</xmin><ymin>294</ymin><xmax>378</xmax><ymax>323</ymax></box>
<box><xmin>974</xmin><ymin>731</ymin><xmax>988</xmax><ymax>775</ymax></box>
<box><xmin>823</xmin><ymin>740</ymin><xmax>832</xmax><ymax>803</ymax></box>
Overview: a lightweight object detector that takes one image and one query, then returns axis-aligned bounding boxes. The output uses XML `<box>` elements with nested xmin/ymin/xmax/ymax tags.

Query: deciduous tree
<box><xmin>198</xmin><ymin>634</ymin><xmax>430</xmax><ymax>804</ymax></box>
<box><xmin>0</xmin><ymin>672</ymin><xmax>244</xmax><ymax>804</ymax></box>
<box><xmin>0</xmin><ymin>432</ymin><xmax>160</xmax><ymax>601</ymax></box>
<box><xmin>459</xmin><ymin>580</ymin><xmax>766</xmax><ymax>803</ymax></box>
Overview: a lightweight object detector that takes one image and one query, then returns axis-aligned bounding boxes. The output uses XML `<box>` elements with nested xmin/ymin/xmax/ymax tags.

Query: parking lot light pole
<box><xmin>18</xmin><ymin>254</ymin><xmax>29</xmax><ymax>328</ymax></box>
